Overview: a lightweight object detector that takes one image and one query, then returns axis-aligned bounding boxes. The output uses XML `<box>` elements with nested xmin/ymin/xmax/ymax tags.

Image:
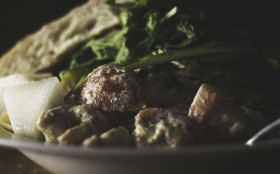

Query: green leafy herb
<box><xmin>58</xmin><ymin>0</ymin><xmax>280</xmax><ymax>119</ymax></box>
<box><xmin>61</xmin><ymin>2</ymin><xmax>202</xmax><ymax>84</ymax></box>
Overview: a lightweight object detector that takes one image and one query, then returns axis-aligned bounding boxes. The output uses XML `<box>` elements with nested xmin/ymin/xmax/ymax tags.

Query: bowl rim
<box><xmin>1</xmin><ymin>129</ymin><xmax>280</xmax><ymax>158</ymax></box>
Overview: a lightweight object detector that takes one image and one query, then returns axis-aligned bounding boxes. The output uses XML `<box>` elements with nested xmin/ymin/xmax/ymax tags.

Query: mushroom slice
<box><xmin>37</xmin><ymin>104</ymin><xmax>108</xmax><ymax>143</ymax></box>
<box><xmin>82</xmin><ymin>135</ymin><xmax>101</xmax><ymax>147</ymax></box>
<box><xmin>100</xmin><ymin>126</ymin><xmax>131</xmax><ymax>146</ymax></box>
<box><xmin>82</xmin><ymin>126</ymin><xmax>131</xmax><ymax>147</ymax></box>
<box><xmin>134</xmin><ymin>108</ymin><xmax>194</xmax><ymax>148</ymax></box>
<box><xmin>58</xmin><ymin>123</ymin><xmax>96</xmax><ymax>145</ymax></box>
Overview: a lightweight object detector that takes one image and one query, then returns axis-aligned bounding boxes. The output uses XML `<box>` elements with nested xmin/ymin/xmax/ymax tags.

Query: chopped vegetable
<box><xmin>0</xmin><ymin>73</ymin><xmax>52</xmax><ymax>115</ymax></box>
<box><xmin>3</xmin><ymin>77</ymin><xmax>66</xmax><ymax>139</ymax></box>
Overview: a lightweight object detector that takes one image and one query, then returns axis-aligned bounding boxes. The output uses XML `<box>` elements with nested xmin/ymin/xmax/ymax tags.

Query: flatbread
<box><xmin>0</xmin><ymin>0</ymin><xmax>119</xmax><ymax>77</ymax></box>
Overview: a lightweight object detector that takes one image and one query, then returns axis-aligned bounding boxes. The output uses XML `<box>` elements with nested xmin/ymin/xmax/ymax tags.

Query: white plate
<box><xmin>0</xmin><ymin>127</ymin><xmax>280</xmax><ymax>174</ymax></box>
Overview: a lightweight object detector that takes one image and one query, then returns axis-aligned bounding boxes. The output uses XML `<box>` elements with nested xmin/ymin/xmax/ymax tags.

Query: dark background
<box><xmin>0</xmin><ymin>0</ymin><xmax>280</xmax><ymax>56</ymax></box>
<box><xmin>0</xmin><ymin>0</ymin><xmax>87</xmax><ymax>56</ymax></box>
<box><xmin>151</xmin><ymin>0</ymin><xmax>280</xmax><ymax>48</ymax></box>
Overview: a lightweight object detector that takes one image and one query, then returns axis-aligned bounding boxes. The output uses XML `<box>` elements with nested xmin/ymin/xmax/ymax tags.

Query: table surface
<box><xmin>0</xmin><ymin>147</ymin><xmax>53</xmax><ymax>174</ymax></box>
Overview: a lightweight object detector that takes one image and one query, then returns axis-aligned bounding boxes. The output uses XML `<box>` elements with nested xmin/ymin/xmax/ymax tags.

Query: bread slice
<box><xmin>0</xmin><ymin>0</ymin><xmax>119</xmax><ymax>77</ymax></box>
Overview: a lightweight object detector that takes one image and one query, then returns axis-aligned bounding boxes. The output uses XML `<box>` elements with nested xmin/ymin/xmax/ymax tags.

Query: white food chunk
<box><xmin>0</xmin><ymin>73</ymin><xmax>51</xmax><ymax>114</ymax></box>
<box><xmin>3</xmin><ymin>77</ymin><xmax>66</xmax><ymax>139</ymax></box>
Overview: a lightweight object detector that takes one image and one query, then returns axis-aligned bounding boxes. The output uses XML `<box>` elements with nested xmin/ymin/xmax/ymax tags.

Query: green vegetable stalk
<box><xmin>124</xmin><ymin>42</ymin><xmax>258</xmax><ymax>71</ymax></box>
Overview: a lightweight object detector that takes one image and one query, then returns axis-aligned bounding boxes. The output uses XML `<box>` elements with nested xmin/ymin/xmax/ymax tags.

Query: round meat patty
<box><xmin>75</xmin><ymin>64</ymin><xmax>141</xmax><ymax>112</ymax></box>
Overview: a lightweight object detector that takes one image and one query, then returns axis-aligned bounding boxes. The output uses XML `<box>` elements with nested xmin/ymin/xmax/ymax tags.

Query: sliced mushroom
<box><xmin>58</xmin><ymin>123</ymin><xmax>96</xmax><ymax>145</ymax></box>
<box><xmin>134</xmin><ymin>108</ymin><xmax>194</xmax><ymax>148</ymax></box>
<box><xmin>83</xmin><ymin>126</ymin><xmax>131</xmax><ymax>147</ymax></box>
<box><xmin>37</xmin><ymin>104</ymin><xmax>108</xmax><ymax>143</ymax></box>
<box><xmin>82</xmin><ymin>135</ymin><xmax>101</xmax><ymax>147</ymax></box>
<box><xmin>100</xmin><ymin>126</ymin><xmax>131</xmax><ymax>146</ymax></box>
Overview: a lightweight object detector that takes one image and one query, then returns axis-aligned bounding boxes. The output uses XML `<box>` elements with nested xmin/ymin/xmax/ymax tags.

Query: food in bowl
<box><xmin>0</xmin><ymin>0</ymin><xmax>278</xmax><ymax>148</ymax></box>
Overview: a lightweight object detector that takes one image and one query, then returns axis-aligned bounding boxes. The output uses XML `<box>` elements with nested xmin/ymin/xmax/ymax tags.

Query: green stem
<box><xmin>124</xmin><ymin>42</ymin><xmax>258</xmax><ymax>72</ymax></box>
<box><xmin>64</xmin><ymin>76</ymin><xmax>86</xmax><ymax>102</ymax></box>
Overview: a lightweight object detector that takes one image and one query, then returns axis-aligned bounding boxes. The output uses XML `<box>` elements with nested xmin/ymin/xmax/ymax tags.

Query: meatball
<box><xmin>75</xmin><ymin>64</ymin><xmax>141</xmax><ymax>112</ymax></box>
<box><xmin>134</xmin><ymin>108</ymin><xmax>194</xmax><ymax>148</ymax></box>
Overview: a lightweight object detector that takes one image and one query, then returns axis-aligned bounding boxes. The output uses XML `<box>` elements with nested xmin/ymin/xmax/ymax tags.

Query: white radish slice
<box><xmin>3</xmin><ymin>77</ymin><xmax>66</xmax><ymax>139</ymax></box>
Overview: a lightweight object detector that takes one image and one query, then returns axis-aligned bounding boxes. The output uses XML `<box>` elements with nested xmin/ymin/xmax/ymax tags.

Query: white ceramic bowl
<box><xmin>1</xmin><ymin>127</ymin><xmax>280</xmax><ymax>174</ymax></box>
